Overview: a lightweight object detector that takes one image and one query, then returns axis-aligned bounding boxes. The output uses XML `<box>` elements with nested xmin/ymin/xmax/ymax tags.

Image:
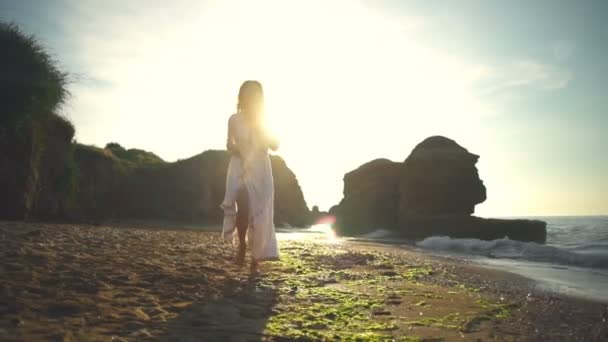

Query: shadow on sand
<box><xmin>161</xmin><ymin>273</ymin><xmax>278</xmax><ymax>341</ymax></box>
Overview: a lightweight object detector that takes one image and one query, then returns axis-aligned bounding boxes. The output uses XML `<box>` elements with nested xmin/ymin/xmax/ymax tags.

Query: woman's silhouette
<box><xmin>221</xmin><ymin>81</ymin><xmax>279</xmax><ymax>272</ymax></box>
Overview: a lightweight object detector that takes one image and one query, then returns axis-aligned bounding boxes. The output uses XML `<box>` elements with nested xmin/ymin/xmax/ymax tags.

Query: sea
<box><xmin>281</xmin><ymin>216</ymin><xmax>608</xmax><ymax>303</ymax></box>
<box><xmin>369</xmin><ymin>216</ymin><xmax>608</xmax><ymax>303</ymax></box>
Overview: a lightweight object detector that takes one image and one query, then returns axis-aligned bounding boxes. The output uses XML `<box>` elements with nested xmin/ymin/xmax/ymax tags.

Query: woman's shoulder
<box><xmin>228</xmin><ymin>113</ymin><xmax>242</xmax><ymax>124</ymax></box>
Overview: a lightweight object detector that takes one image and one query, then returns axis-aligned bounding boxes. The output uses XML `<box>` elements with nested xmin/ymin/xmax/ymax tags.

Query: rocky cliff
<box><xmin>66</xmin><ymin>145</ymin><xmax>310</xmax><ymax>227</ymax></box>
<box><xmin>0</xmin><ymin>23</ymin><xmax>75</xmax><ymax>220</ymax></box>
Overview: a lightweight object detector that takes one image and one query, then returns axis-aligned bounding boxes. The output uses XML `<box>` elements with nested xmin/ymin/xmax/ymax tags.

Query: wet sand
<box><xmin>1</xmin><ymin>222</ymin><xmax>607</xmax><ymax>341</ymax></box>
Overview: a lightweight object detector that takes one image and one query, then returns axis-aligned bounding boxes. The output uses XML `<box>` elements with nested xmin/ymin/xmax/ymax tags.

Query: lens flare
<box><xmin>309</xmin><ymin>223</ymin><xmax>337</xmax><ymax>241</ymax></box>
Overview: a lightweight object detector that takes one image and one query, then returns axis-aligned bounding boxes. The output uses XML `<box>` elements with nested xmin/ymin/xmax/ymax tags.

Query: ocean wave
<box><xmin>358</xmin><ymin>229</ymin><xmax>394</xmax><ymax>239</ymax></box>
<box><xmin>416</xmin><ymin>236</ymin><xmax>608</xmax><ymax>269</ymax></box>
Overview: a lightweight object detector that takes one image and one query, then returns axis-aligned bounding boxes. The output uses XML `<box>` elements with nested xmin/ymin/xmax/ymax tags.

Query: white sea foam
<box><xmin>416</xmin><ymin>235</ymin><xmax>608</xmax><ymax>269</ymax></box>
<box><xmin>358</xmin><ymin>229</ymin><xmax>393</xmax><ymax>239</ymax></box>
<box><xmin>414</xmin><ymin>218</ymin><xmax>608</xmax><ymax>302</ymax></box>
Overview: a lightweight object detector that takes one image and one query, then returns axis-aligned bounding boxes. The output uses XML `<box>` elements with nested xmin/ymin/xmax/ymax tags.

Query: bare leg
<box><xmin>250</xmin><ymin>257</ymin><xmax>259</xmax><ymax>273</ymax></box>
<box><xmin>235</xmin><ymin>188</ymin><xmax>249</xmax><ymax>265</ymax></box>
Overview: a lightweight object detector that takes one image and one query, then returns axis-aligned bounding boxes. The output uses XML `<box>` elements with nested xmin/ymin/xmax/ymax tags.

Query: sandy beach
<box><xmin>1</xmin><ymin>222</ymin><xmax>607</xmax><ymax>341</ymax></box>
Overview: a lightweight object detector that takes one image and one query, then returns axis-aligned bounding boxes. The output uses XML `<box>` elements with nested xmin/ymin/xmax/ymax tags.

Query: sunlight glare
<box><xmin>86</xmin><ymin>0</ymin><xmax>496</xmax><ymax>212</ymax></box>
<box><xmin>309</xmin><ymin>224</ymin><xmax>338</xmax><ymax>242</ymax></box>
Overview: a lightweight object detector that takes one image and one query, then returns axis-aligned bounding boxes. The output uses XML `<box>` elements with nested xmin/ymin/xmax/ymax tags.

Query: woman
<box><xmin>221</xmin><ymin>80</ymin><xmax>279</xmax><ymax>272</ymax></box>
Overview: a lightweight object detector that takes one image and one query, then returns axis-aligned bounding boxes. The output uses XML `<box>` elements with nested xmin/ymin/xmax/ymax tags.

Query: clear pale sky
<box><xmin>2</xmin><ymin>0</ymin><xmax>607</xmax><ymax>216</ymax></box>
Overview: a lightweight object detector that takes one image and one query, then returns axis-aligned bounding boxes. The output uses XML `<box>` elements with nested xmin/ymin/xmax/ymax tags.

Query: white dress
<box><xmin>220</xmin><ymin>113</ymin><xmax>279</xmax><ymax>261</ymax></box>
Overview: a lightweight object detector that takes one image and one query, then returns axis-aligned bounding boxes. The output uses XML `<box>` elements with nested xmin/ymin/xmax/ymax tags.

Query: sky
<box><xmin>2</xmin><ymin>0</ymin><xmax>607</xmax><ymax>216</ymax></box>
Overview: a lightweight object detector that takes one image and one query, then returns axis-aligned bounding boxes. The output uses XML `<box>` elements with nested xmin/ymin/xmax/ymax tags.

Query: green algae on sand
<box><xmin>260</xmin><ymin>240</ymin><xmax>521</xmax><ymax>341</ymax></box>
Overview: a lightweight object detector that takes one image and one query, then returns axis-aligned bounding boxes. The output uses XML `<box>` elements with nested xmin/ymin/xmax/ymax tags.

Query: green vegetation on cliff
<box><xmin>0</xmin><ymin>22</ymin><xmax>69</xmax><ymax>127</ymax></box>
<box><xmin>0</xmin><ymin>22</ymin><xmax>76</xmax><ymax>220</ymax></box>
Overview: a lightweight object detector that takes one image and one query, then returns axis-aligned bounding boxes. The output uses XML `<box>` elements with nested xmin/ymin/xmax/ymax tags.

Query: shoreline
<box><xmin>341</xmin><ymin>238</ymin><xmax>599</xmax><ymax>301</ymax></box>
<box><xmin>344</xmin><ymin>238</ymin><xmax>608</xmax><ymax>305</ymax></box>
<box><xmin>2</xmin><ymin>222</ymin><xmax>607</xmax><ymax>341</ymax></box>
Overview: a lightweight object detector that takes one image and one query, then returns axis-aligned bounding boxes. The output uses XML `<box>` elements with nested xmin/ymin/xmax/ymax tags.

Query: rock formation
<box><xmin>332</xmin><ymin>136</ymin><xmax>547</xmax><ymax>242</ymax></box>
<box><xmin>271</xmin><ymin>157</ymin><xmax>311</xmax><ymax>227</ymax></box>
<box><xmin>332</xmin><ymin>159</ymin><xmax>401</xmax><ymax>235</ymax></box>
<box><xmin>399</xmin><ymin>136</ymin><xmax>486</xmax><ymax>220</ymax></box>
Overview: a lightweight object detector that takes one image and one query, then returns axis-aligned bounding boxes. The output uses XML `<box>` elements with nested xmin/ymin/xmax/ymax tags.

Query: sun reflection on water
<box><xmin>277</xmin><ymin>223</ymin><xmax>340</xmax><ymax>243</ymax></box>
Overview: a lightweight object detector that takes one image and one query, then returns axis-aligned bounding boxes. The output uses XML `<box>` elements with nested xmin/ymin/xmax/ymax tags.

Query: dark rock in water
<box><xmin>332</xmin><ymin>159</ymin><xmax>401</xmax><ymax>235</ymax></box>
<box><xmin>399</xmin><ymin>136</ymin><xmax>486</xmax><ymax>220</ymax></box>
<box><xmin>331</xmin><ymin>136</ymin><xmax>547</xmax><ymax>242</ymax></box>
<box><xmin>399</xmin><ymin>216</ymin><xmax>547</xmax><ymax>243</ymax></box>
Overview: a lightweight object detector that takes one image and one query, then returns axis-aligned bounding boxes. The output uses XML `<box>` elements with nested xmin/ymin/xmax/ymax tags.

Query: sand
<box><xmin>1</xmin><ymin>222</ymin><xmax>607</xmax><ymax>341</ymax></box>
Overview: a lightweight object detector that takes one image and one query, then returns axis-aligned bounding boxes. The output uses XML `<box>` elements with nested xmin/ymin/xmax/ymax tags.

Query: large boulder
<box><xmin>332</xmin><ymin>159</ymin><xmax>401</xmax><ymax>234</ymax></box>
<box><xmin>399</xmin><ymin>136</ymin><xmax>486</xmax><ymax>220</ymax></box>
